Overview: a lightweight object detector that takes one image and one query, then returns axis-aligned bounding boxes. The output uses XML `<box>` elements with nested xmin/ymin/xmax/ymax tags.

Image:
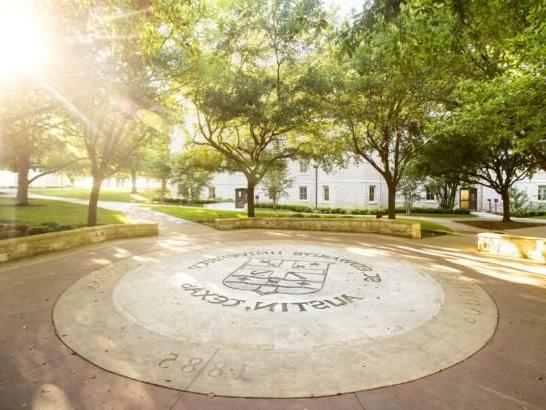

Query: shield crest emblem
<box><xmin>223</xmin><ymin>258</ymin><xmax>331</xmax><ymax>295</ymax></box>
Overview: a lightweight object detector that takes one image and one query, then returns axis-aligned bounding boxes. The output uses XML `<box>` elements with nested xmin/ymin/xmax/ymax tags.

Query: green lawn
<box><xmin>149</xmin><ymin>206</ymin><xmax>292</xmax><ymax>221</ymax></box>
<box><xmin>150</xmin><ymin>206</ymin><xmax>451</xmax><ymax>235</ymax></box>
<box><xmin>398</xmin><ymin>217</ymin><xmax>452</xmax><ymax>235</ymax></box>
<box><xmin>30</xmin><ymin>188</ymin><xmax>158</xmax><ymax>203</ymax></box>
<box><xmin>0</xmin><ymin>197</ymin><xmax>127</xmax><ymax>226</ymax></box>
<box><xmin>397</xmin><ymin>212</ymin><xmax>476</xmax><ymax>219</ymax></box>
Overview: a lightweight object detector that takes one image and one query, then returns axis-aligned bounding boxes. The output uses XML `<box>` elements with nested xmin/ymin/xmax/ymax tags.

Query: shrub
<box><xmin>14</xmin><ymin>223</ymin><xmax>29</xmax><ymax>234</ymax></box>
<box><xmin>56</xmin><ymin>224</ymin><xmax>76</xmax><ymax>231</ymax></box>
<box><xmin>153</xmin><ymin>197</ymin><xmax>230</xmax><ymax>205</ymax></box>
<box><xmin>27</xmin><ymin>226</ymin><xmax>55</xmax><ymax>235</ymax></box>
<box><xmin>512</xmin><ymin>209</ymin><xmax>546</xmax><ymax>217</ymax></box>
<box><xmin>258</xmin><ymin>203</ymin><xmax>314</xmax><ymax>213</ymax></box>
<box><xmin>394</xmin><ymin>207</ymin><xmax>470</xmax><ymax>215</ymax></box>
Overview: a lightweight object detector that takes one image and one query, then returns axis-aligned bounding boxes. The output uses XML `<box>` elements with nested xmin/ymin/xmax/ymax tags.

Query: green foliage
<box><xmin>256</xmin><ymin>203</ymin><xmax>314</xmax><ymax>213</ymax></box>
<box><xmin>171</xmin><ymin>149</ymin><xmax>215</xmax><ymax>201</ymax></box>
<box><xmin>149</xmin><ymin>204</ymin><xmax>452</xmax><ymax>234</ymax></box>
<box><xmin>509</xmin><ymin>187</ymin><xmax>529</xmax><ymax>213</ymax></box>
<box><xmin>330</xmin><ymin>1</ymin><xmax>450</xmax><ymax>218</ymax></box>
<box><xmin>155</xmin><ymin>197</ymin><xmax>228</xmax><ymax>206</ymax></box>
<box><xmin>146</xmin><ymin>0</ymin><xmax>330</xmax><ymax>216</ymax></box>
<box><xmin>260</xmin><ymin>163</ymin><xmax>293</xmax><ymax>208</ymax></box>
<box><xmin>512</xmin><ymin>210</ymin><xmax>546</xmax><ymax>218</ymax></box>
<box><xmin>2</xmin><ymin>0</ymin><xmax>545</xmax><ymax>222</ymax></box>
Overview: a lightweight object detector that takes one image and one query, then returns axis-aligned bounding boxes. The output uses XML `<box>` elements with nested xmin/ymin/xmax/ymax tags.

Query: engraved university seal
<box><xmin>222</xmin><ymin>257</ymin><xmax>331</xmax><ymax>295</ymax></box>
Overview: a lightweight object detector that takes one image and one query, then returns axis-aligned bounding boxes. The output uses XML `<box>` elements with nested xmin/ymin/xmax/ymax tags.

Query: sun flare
<box><xmin>0</xmin><ymin>1</ymin><xmax>49</xmax><ymax>77</ymax></box>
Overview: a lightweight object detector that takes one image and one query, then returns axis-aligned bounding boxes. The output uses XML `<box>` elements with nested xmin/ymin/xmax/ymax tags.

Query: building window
<box><xmin>299</xmin><ymin>160</ymin><xmax>309</xmax><ymax>173</ymax></box>
<box><xmin>425</xmin><ymin>187</ymin><xmax>435</xmax><ymax>201</ymax></box>
<box><xmin>208</xmin><ymin>186</ymin><xmax>216</xmax><ymax>199</ymax></box>
<box><xmin>539</xmin><ymin>185</ymin><xmax>546</xmax><ymax>201</ymax></box>
<box><xmin>299</xmin><ymin>186</ymin><xmax>308</xmax><ymax>200</ymax></box>
<box><xmin>323</xmin><ymin>185</ymin><xmax>330</xmax><ymax>201</ymax></box>
<box><xmin>369</xmin><ymin>185</ymin><xmax>376</xmax><ymax>202</ymax></box>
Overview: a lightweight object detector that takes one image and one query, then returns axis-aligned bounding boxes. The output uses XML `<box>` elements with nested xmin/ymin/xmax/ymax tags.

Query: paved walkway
<box><xmin>23</xmin><ymin>192</ymin><xmax>214</xmax><ymax>237</ymax></box>
<box><xmin>1</xmin><ymin>193</ymin><xmax>545</xmax><ymax>409</ymax></box>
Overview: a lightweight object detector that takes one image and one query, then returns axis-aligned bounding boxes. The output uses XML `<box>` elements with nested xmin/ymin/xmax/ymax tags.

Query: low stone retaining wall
<box><xmin>212</xmin><ymin>218</ymin><xmax>421</xmax><ymax>239</ymax></box>
<box><xmin>0</xmin><ymin>224</ymin><xmax>158</xmax><ymax>263</ymax></box>
<box><xmin>477</xmin><ymin>232</ymin><xmax>546</xmax><ymax>264</ymax></box>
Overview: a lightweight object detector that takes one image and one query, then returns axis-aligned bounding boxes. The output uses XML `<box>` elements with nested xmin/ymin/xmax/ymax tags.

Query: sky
<box><xmin>323</xmin><ymin>0</ymin><xmax>364</xmax><ymax>20</ymax></box>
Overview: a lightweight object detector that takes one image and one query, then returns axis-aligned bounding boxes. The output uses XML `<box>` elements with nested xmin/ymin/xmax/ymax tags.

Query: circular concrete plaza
<box><xmin>53</xmin><ymin>241</ymin><xmax>497</xmax><ymax>398</ymax></box>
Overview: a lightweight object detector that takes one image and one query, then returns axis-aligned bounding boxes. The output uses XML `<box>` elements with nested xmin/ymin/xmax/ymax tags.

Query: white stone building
<box><xmin>206</xmin><ymin>160</ymin><xmax>546</xmax><ymax>212</ymax></box>
<box><xmin>0</xmin><ymin>169</ymin><xmax>65</xmax><ymax>188</ymax></box>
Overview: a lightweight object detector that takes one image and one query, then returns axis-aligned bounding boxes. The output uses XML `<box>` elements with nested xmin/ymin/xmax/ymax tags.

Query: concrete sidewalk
<box><xmin>1</xmin><ymin>216</ymin><xmax>545</xmax><ymax>409</ymax></box>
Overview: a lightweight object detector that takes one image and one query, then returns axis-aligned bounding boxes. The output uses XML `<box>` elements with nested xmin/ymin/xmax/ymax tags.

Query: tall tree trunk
<box><xmin>449</xmin><ymin>182</ymin><xmax>458</xmax><ymax>210</ymax></box>
<box><xmin>87</xmin><ymin>177</ymin><xmax>103</xmax><ymax>226</ymax></box>
<box><xmin>130</xmin><ymin>169</ymin><xmax>138</xmax><ymax>194</ymax></box>
<box><xmin>160</xmin><ymin>177</ymin><xmax>167</xmax><ymax>199</ymax></box>
<box><xmin>387</xmin><ymin>181</ymin><xmax>396</xmax><ymax>219</ymax></box>
<box><xmin>247</xmin><ymin>181</ymin><xmax>256</xmax><ymax>218</ymax></box>
<box><xmin>500</xmin><ymin>188</ymin><xmax>511</xmax><ymax>223</ymax></box>
<box><xmin>16</xmin><ymin>165</ymin><xmax>30</xmax><ymax>206</ymax></box>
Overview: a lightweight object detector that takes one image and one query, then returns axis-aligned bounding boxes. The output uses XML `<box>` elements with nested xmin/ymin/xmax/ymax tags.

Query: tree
<box><xmin>144</xmin><ymin>148</ymin><xmax>173</xmax><ymax>199</ymax></box>
<box><xmin>123</xmin><ymin>149</ymin><xmax>146</xmax><ymax>194</ymax></box>
<box><xmin>51</xmin><ymin>3</ymin><xmax>168</xmax><ymax>225</ymax></box>
<box><xmin>333</xmin><ymin>7</ymin><xmax>433</xmax><ymax>219</ymax></box>
<box><xmin>148</xmin><ymin>0</ymin><xmax>328</xmax><ymax>217</ymax></box>
<box><xmin>457</xmin><ymin>0</ymin><xmax>544</xmax><ymax>169</ymax></box>
<box><xmin>424</xmin><ymin>124</ymin><xmax>535</xmax><ymax>222</ymax></box>
<box><xmin>424</xmin><ymin>177</ymin><xmax>459</xmax><ymax>211</ymax></box>
<box><xmin>0</xmin><ymin>83</ymin><xmax>79</xmax><ymax>205</ymax></box>
<box><xmin>261</xmin><ymin>162</ymin><xmax>293</xmax><ymax>209</ymax></box>
<box><xmin>76</xmin><ymin>111</ymin><xmax>162</xmax><ymax>225</ymax></box>
<box><xmin>398</xmin><ymin>165</ymin><xmax>423</xmax><ymax>214</ymax></box>
<box><xmin>121</xmin><ymin>134</ymin><xmax>172</xmax><ymax>196</ymax></box>
<box><xmin>415</xmin><ymin>129</ymin><xmax>469</xmax><ymax>210</ymax></box>
<box><xmin>343</xmin><ymin>0</ymin><xmax>543</xmax><ymax>219</ymax></box>
<box><xmin>463</xmin><ymin>137</ymin><xmax>535</xmax><ymax>222</ymax></box>
<box><xmin>427</xmin><ymin>0</ymin><xmax>546</xmax><ymax>170</ymax></box>
<box><xmin>170</xmin><ymin>148</ymin><xmax>218</xmax><ymax>202</ymax></box>
<box><xmin>509</xmin><ymin>187</ymin><xmax>529</xmax><ymax>214</ymax></box>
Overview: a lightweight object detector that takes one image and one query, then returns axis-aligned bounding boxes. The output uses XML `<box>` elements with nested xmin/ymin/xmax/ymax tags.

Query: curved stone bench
<box><xmin>0</xmin><ymin>224</ymin><xmax>158</xmax><ymax>263</ymax></box>
<box><xmin>212</xmin><ymin>217</ymin><xmax>421</xmax><ymax>239</ymax></box>
<box><xmin>477</xmin><ymin>232</ymin><xmax>546</xmax><ymax>264</ymax></box>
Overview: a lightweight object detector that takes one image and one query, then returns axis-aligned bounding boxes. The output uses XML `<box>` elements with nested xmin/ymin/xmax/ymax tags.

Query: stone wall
<box><xmin>212</xmin><ymin>218</ymin><xmax>420</xmax><ymax>239</ymax></box>
<box><xmin>477</xmin><ymin>232</ymin><xmax>546</xmax><ymax>264</ymax></box>
<box><xmin>0</xmin><ymin>224</ymin><xmax>159</xmax><ymax>263</ymax></box>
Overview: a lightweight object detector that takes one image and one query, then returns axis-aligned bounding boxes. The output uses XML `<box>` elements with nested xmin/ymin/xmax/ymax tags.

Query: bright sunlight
<box><xmin>0</xmin><ymin>0</ymin><xmax>49</xmax><ymax>77</ymax></box>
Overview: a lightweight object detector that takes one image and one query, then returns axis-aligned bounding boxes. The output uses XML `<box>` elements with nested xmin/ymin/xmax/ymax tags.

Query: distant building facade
<box><xmin>206</xmin><ymin>160</ymin><xmax>546</xmax><ymax>211</ymax></box>
<box><xmin>0</xmin><ymin>170</ymin><xmax>158</xmax><ymax>190</ymax></box>
<box><xmin>0</xmin><ymin>170</ymin><xmax>65</xmax><ymax>188</ymax></box>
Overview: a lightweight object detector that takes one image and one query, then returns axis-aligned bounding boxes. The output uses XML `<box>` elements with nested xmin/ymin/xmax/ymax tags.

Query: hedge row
<box><xmin>0</xmin><ymin>221</ymin><xmax>83</xmax><ymax>240</ymax></box>
<box><xmin>257</xmin><ymin>203</ymin><xmax>470</xmax><ymax>215</ymax></box>
<box><xmin>395</xmin><ymin>207</ymin><xmax>471</xmax><ymax>215</ymax></box>
<box><xmin>152</xmin><ymin>197</ymin><xmax>232</xmax><ymax>205</ymax></box>
<box><xmin>258</xmin><ymin>203</ymin><xmax>315</xmax><ymax>213</ymax></box>
<box><xmin>512</xmin><ymin>210</ymin><xmax>546</xmax><ymax>217</ymax></box>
